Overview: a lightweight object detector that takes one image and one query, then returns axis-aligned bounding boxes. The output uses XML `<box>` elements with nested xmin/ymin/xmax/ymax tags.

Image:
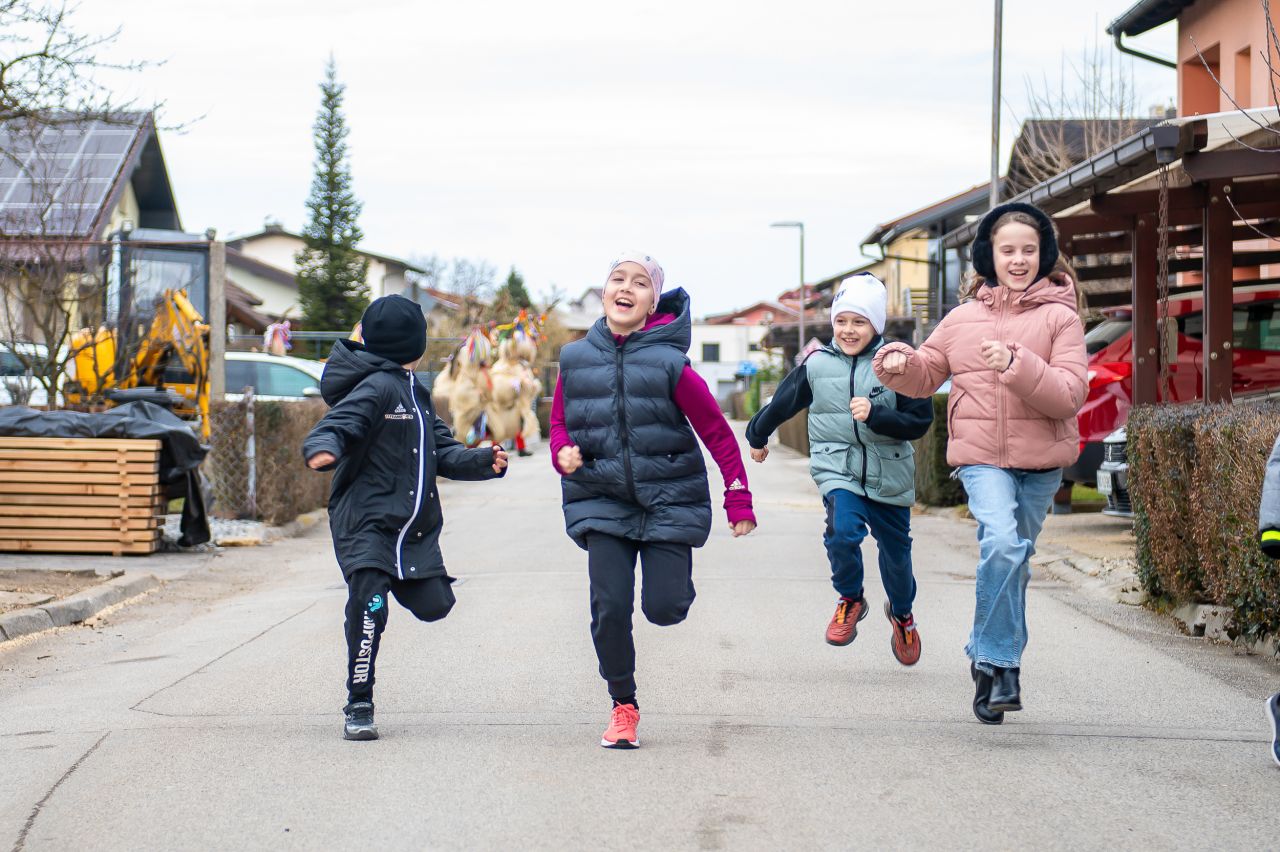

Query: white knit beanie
<box><xmin>830</xmin><ymin>273</ymin><xmax>887</xmax><ymax>334</ymax></box>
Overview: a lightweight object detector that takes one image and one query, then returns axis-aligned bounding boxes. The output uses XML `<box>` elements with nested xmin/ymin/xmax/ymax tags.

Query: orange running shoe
<box><xmin>825</xmin><ymin>596</ymin><xmax>867</xmax><ymax>646</ymax></box>
<box><xmin>884</xmin><ymin>601</ymin><xmax>922</xmax><ymax>666</ymax></box>
<box><xmin>601</xmin><ymin>702</ymin><xmax>640</xmax><ymax>749</ymax></box>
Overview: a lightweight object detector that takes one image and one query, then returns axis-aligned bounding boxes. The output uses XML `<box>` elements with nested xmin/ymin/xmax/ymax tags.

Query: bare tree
<box><xmin>1009</xmin><ymin>37</ymin><xmax>1151</xmax><ymax>194</ymax></box>
<box><xmin>406</xmin><ymin>252</ymin><xmax>448</xmax><ymax>295</ymax></box>
<box><xmin>446</xmin><ymin>257</ymin><xmax>497</xmax><ymax>301</ymax></box>
<box><xmin>0</xmin><ymin>1</ymin><xmax>153</xmax><ymax>128</ymax></box>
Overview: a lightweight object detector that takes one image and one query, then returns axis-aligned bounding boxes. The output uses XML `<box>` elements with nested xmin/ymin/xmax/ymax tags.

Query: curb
<box><xmin>216</xmin><ymin>509</ymin><xmax>327</xmax><ymax>548</ymax></box>
<box><xmin>0</xmin><ymin>574</ymin><xmax>160</xmax><ymax>643</ymax></box>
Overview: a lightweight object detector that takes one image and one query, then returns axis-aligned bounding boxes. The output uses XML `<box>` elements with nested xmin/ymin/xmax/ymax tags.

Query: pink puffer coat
<box><xmin>872</xmin><ymin>277</ymin><xmax>1088</xmax><ymax>470</ymax></box>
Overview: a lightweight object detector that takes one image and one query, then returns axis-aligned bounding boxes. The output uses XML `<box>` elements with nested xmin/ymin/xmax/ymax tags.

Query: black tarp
<box><xmin>0</xmin><ymin>402</ymin><xmax>210</xmax><ymax>546</ymax></box>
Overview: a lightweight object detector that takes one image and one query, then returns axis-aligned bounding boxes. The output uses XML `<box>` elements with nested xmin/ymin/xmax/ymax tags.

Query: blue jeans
<box><xmin>956</xmin><ymin>465</ymin><xmax>1062</xmax><ymax>674</ymax></box>
<box><xmin>822</xmin><ymin>488</ymin><xmax>916</xmax><ymax>617</ymax></box>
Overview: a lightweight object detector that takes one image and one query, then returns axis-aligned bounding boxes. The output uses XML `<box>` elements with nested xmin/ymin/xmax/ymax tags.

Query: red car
<box><xmin>1066</xmin><ymin>284</ymin><xmax>1280</xmax><ymax>486</ymax></box>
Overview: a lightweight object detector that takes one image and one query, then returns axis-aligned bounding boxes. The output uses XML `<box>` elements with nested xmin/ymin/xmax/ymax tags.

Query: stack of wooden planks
<box><xmin>0</xmin><ymin>437</ymin><xmax>165</xmax><ymax>556</ymax></box>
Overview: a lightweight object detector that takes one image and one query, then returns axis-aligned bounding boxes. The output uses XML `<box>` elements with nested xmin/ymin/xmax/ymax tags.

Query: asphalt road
<box><xmin>3</xmin><ymin>429</ymin><xmax>1278</xmax><ymax>850</ymax></box>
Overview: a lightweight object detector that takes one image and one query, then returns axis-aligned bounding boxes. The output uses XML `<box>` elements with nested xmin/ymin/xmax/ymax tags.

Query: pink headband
<box><xmin>608</xmin><ymin>252</ymin><xmax>665</xmax><ymax>301</ymax></box>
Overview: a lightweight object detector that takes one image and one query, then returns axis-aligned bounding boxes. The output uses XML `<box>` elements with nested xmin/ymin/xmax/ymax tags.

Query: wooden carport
<box><xmin>943</xmin><ymin>108</ymin><xmax>1280</xmax><ymax>405</ymax></box>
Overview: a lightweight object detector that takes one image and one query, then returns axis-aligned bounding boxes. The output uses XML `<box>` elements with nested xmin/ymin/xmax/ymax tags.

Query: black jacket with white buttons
<box><xmin>303</xmin><ymin>340</ymin><xmax>504</xmax><ymax>580</ymax></box>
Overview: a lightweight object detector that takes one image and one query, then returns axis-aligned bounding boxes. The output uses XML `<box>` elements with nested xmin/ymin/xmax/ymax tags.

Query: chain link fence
<box><xmin>206</xmin><ymin>396</ymin><xmax>330</xmax><ymax>525</ymax></box>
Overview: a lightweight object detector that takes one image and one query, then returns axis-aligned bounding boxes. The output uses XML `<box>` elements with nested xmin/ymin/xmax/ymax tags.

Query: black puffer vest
<box><xmin>559</xmin><ymin>288</ymin><xmax>712</xmax><ymax>549</ymax></box>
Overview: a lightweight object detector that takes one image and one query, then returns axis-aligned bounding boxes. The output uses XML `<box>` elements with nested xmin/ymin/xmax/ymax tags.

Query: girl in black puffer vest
<box><xmin>550</xmin><ymin>252</ymin><xmax>757</xmax><ymax>749</ymax></box>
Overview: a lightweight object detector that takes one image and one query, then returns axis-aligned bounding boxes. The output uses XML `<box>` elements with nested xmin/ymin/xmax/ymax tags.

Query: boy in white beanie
<box><xmin>746</xmin><ymin>273</ymin><xmax>932</xmax><ymax>665</ymax></box>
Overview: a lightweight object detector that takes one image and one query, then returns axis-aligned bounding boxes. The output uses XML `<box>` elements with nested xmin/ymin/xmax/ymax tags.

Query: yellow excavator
<box><xmin>64</xmin><ymin>288</ymin><xmax>211</xmax><ymax>440</ymax></box>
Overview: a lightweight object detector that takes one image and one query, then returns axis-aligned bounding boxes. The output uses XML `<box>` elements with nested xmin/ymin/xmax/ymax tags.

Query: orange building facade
<box><xmin>1178</xmin><ymin>0</ymin><xmax>1280</xmax><ymax>114</ymax></box>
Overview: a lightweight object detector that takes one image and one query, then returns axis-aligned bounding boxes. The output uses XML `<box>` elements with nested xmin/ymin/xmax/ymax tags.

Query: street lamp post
<box><xmin>771</xmin><ymin>221</ymin><xmax>805</xmax><ymax>362</ymax></box>
<box><xmin>990</xmin><ymin>0</ymin><xmax>1004</xmax><ymax>209</ymax></box>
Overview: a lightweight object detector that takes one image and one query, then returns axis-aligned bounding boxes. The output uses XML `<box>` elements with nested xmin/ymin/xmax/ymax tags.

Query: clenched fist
<box><xmin>491</xmin><ymin>445</ymin><xmax>509</xmax><ymax>473</ymax></box>
<box><xmin>980</xmin><ymin>339</ymin><xmax>1013</xmax><ymax>372</ymax></box>
<box><xmin>557</xmin><ymin>444</ymin><xmax>584</xmax><ymax>474</ymax></box>
<box><xmin>880</xmin><ymin>350</ymin><xmax>908</xmax><ymax>375</ymax></box>
<box><xmin>849</xmin><ymin>397</ymin><xmax>872</xmax><ymax>422</ymax></box>
<box><xmin>750</xmin><ymin>446</ymin><xmax>769</xmax><ymax>463</ymax></box>
<box><xmin>307</xmin><ymin>451</ymin><xmax>336</xmax><ymax>470</ymax></box>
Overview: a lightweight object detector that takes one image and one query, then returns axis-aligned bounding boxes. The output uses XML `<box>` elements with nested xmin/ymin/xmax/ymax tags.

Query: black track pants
<box><xmin>586</xmin><ymin>532</ymin><xmax>695</xmax><ymax>699</ymax></box>
<box><xmin>345</xmin><ymin>568</ymin><xmax>455</xmax><ymax>704</ymax></box>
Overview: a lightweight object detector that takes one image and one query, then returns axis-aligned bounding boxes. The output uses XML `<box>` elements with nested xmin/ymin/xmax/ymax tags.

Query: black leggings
<box><xmin>586</xmin><ymin>532</ymin><xmax>695</xmax><ymax>699</ymax></box>
<box><xmin>345</xmin><ymin>568</ymin><xmax>455</xmax><ymax>704</ymax></box>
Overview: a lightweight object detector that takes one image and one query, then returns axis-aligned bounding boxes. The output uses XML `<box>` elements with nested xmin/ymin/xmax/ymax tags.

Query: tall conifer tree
<box><xmin>296</xmin><ymin>57</ymin><xmax>369</xmax><ymax>330</ymax></box>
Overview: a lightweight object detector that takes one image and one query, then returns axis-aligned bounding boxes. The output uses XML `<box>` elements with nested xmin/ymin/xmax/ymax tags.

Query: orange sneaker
<box><xmin>825</xmin><ymin>596</ymin><xmax>867</xmax><ymax>646</ymax></box>
<box><xmin>601</xmin><ymin>702</ymin><xmax>640</xmax><ymax>749</ymax></box>
<box><xmin>884</xmin><ymin>601</ymin><xmax>922</xmax><ymax>666</ymax></box>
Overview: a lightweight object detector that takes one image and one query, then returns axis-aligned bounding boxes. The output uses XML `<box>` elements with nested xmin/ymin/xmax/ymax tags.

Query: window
<box><xmin>701</xmin><ymin>343</ymin><xmax>721</xmax><ymax>363</ymax></box>
<box><xmin>225</xmin><ymin>360</ymin><xmax>256</xmax><ymax>393</ymax></box>
<box><xmin>1083</xmin><ymin>319</ymin><xmax>1131</xmax><ymax>355</ymax></box>
<box><xmin>257</xmin><ymin>363</ymin><xmax>319</xmax><ymax>397</ymax></box>
<box><xmin>1239</xmin><ymin>301</ymin><xmax>1280</xmax><ymax>352</ymax></box>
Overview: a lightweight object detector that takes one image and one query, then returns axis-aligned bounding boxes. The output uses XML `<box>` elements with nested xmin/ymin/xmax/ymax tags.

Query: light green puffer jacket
<box><xmin>806</xmin><ymin>340</ymin><xmax>917</xmax><ymax>507</ymax></box>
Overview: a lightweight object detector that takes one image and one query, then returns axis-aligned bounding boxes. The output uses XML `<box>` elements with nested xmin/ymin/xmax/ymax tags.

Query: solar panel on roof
<box><xmin>0</xmin><ymin>116</ymin><xmax>145</xmax><ymax>238</ymax></box>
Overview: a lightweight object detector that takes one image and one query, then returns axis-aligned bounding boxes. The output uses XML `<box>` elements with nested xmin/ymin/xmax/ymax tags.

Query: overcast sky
<box><xmin>77</xmin><ymin>1</ymin><xmax>1177</xmax><ymax>315</ymax></box>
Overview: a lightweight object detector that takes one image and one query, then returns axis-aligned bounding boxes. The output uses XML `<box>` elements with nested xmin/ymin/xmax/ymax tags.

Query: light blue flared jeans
<box><xmin>956</xmin><ymin>464</ymin><xmax>1062</xmax><ymax>675</ymax></box>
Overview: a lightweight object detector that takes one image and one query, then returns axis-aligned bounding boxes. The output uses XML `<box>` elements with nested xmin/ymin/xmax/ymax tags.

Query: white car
<box><xmin>224</xmin><ymin>352</ymin><xmax>326</xmax><ymax>402</ymax></box>
<box><xmin>0</xmin><ymin>342</ymin><xmax>55</xmax><ymax>407</ymax></box>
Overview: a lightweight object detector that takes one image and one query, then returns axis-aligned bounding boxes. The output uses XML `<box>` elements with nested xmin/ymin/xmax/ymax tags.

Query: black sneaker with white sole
<box><xmin>1267</xmin><ymin>692</ymin><xmax>1280</xmax><ymax>768</ymax></box>
<box><xmin>343</xmin><ymin>701</ymin><xmax>378</xmax><ymax>741</ymax></box>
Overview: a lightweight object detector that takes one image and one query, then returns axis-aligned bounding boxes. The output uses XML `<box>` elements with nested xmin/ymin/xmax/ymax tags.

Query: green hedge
<box><xmin>1129</xmin><ymin>403</ymin><xmax>1280</xmax><ymax>641</ymax></box>
<box><xmin>914</xmin><ymin>394</ymin><xmax>965</xmax><ymax>507</ymax></box>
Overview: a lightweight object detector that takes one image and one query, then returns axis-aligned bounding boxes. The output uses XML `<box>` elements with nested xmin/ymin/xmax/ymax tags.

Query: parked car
<box><xmin>224</xmin><ymin>352</ymin><xmax>325</xmax><ymax>402</ymax></box>
<box><xmin>0</xmin><ymin>342</ymin><xmax>53</xmax><ymax>407</ymax></box>
<box><xmin>1065</xmin><ymin>284</ymin><xmax>1280</xmax><ymax>488</ymax></box>
<box><xmin>1095</xmin><ymin>427</ymin><xmax>1131</xmax><ymax>517</ymax></box>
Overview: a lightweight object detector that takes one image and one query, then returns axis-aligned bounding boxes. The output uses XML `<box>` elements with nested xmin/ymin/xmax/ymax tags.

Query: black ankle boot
<box><xmin>988</xmin><ymin>667</ymin><xmax>1022</xmax><ymax>712</ymax></box>
<box><xmin>971</xmin><ymin>664</ymin><xmax>1004</xmax><ymax>725</ymax></box>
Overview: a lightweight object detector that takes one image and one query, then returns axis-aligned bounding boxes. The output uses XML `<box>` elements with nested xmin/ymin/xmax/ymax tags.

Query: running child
<box><xmin>745</xmin><ymin>274</ymin><xmax>932</xmax><ymax>663</ymax></box>
<box><xmin>304</xmin><ymin>294</ymin><xmax>509</xmax><ymax>741</ymax></box>
<box><xmin>550</xmin><ymin>252</ymin><xmax>757</xmax><ymax>749</ymax></box>
<box><xmin>874</xmin><ymin>202</ymin><xmax>1087</xmax><ymax>724</ymax></box>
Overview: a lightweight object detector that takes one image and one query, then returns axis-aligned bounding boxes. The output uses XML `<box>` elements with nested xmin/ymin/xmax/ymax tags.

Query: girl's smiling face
<box><xmin>603</xmin><ymin>261</ymin><xmax>656</xmax><ymax>335</ymax></box>
<box><xmin>832</xmin><ymin>312</ymin><xmax>874</xmax><ymax>356</ymax></box>
<box><xmin>993</xmin><ymin>222</ymin><xmax>1040</xmax><ymax>292</ymax></box>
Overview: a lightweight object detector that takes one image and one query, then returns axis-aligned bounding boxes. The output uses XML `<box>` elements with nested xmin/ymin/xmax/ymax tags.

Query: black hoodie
<box><xmin>303</xmin><ymin>340</ymin><xmax>503</xmax><ymax>580</ymax></box>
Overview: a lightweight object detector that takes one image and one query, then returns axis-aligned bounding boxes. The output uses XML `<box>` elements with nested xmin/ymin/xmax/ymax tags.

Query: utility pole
<box><xmin>990</xmin><ymin>0</ymin><xmax>1004</xmax><ymax>208</ymax></box>
<box><xmin>771</xmin><ymin>221</ymin><xmax>805</xmax><ymax>362</ymax></box>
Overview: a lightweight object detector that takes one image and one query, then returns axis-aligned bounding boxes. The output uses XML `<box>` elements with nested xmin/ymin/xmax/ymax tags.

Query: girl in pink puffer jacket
<box><xmin>874</xmin><ymin>202</ymin><xmax>1087</xmax><ymax>726</ymax></box>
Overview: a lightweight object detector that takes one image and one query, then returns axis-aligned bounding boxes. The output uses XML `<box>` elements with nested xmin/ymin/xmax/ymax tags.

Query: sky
<box><xmin>75</xmin><ymin>0</ymin><xmax>1177</xmax><ymax>316</ymax></box>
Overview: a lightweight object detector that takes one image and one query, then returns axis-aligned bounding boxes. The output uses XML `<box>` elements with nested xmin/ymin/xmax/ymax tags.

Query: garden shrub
<box><xmin>1129</xmin><ymin>402</ymin><xmax>1280</xmax><ymax>641</ymax></box>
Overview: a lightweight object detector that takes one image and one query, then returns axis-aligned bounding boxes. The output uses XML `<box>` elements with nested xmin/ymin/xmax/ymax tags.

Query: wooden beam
<box><xmin>1072</xmin><ymin>221</ymin><xmax>1280</xmax><ymax>255</ymax></box>
<box><xmin>1132</xmin><ymin>215</ymin><xmax>1159</xmax><ymax>406</ymax></box>
<box><xmin>1074</xmin><ymin>249</ymin><xmax>1280</xmax><ymax>281</ymax></box>
<box><xmin>1203</xmin><ymin>180</ymin><xmax>1234</xmax><ymax>403</ymax></box>
<box><xmin>1092</xmin><ymin>186</ymin><xmax>1207</xmax><ymax>216</ymax></box>
<box><xmin>1182</xmin><ymin>148</ymin><xmax>1280</xmax><ymax>181</ymax></box>
<box><xmin>1089</xmin><ymin>179</ymin><xmax>1280</xmax><ymax>217</ymax></box>
<box><xmin>1054</xmin><ymin>213</ymin><xmax>1132</xmax><ymax>238</ymax></box>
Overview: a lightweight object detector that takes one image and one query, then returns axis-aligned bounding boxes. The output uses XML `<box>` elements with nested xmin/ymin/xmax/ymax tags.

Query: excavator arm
<box><xmin>67</xmin><ymin>289</ymin><xmax>212</xmax><ymax>440</ymax></box>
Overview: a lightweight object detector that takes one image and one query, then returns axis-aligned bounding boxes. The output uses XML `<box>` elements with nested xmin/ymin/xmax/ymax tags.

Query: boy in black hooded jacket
<box><xmin>303</xmin><ymin>294</ymin><xmax>507</xmax><ymax>740</ymax></box>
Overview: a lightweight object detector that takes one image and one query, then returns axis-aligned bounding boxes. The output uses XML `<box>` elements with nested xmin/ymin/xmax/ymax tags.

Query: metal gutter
<box><xmin>941</xmin><ymin>119</ymin><xmax>1207</xmax><ymax>249</ymax></box>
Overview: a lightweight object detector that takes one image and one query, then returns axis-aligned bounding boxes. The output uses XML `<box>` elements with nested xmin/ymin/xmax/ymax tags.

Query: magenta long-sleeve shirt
<box><xmin>549</xmin><ymin>321</ymin><xmax>756</xmax><ymax>528</ymax></box>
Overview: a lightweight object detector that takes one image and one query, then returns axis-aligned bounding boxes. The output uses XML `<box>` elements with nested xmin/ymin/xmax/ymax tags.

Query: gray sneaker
<box><xmin>343</xmin><ymin>701</ymin><xmax>378</xmax><ymax>741</ymax></box>
<box><xmin>1267</xmin><ymin>692</ymin><xmax>1280</xmax><ymax>768</ymax></box>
